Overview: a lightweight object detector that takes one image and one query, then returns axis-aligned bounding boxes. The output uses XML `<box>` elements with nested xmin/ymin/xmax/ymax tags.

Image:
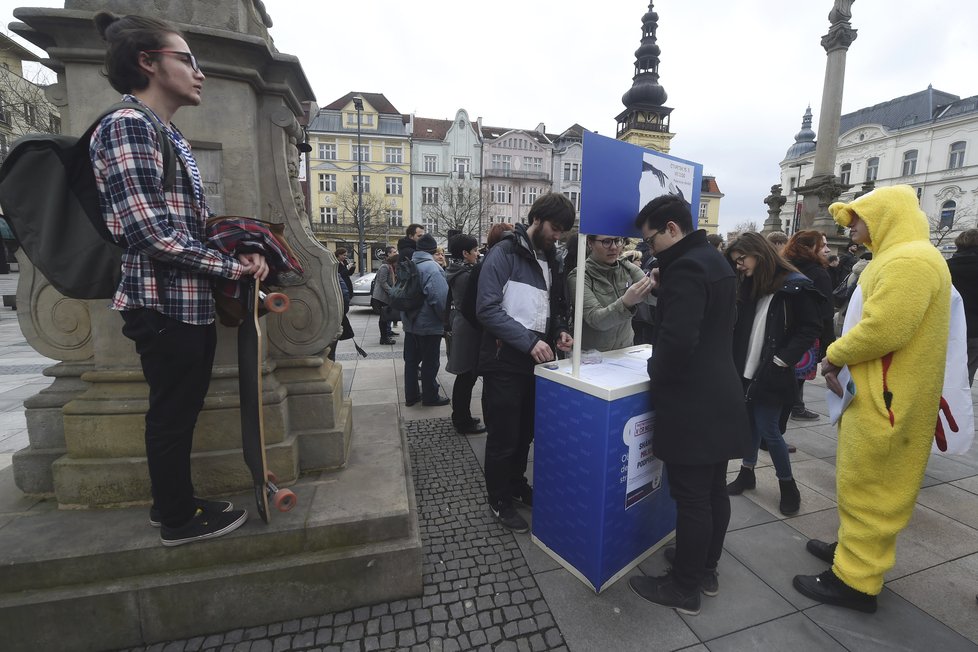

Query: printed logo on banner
<box><xmin>621</xmin><ymin>411</ymin><xmax>662</xmax><ymax>509</ymax></box>
<box><xmin>580</xmin><ymin>130</ymin><xmax>703</xmax><ymax>237</ymax></box>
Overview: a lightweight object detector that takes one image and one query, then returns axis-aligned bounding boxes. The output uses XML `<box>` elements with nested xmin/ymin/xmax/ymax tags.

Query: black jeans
<box><xmin>451</xmin><ymin>370</ymin><xmax>478</xmax><ymax>427</ymax></box>
<box><xmin>482</xmin><ymin>371</ymin><xmax>535</xmax><ymax>507</ymax></box>
<box><xmin>665</xmin><ymin>461</ymin><xmax>731</xmax><ymax>591</ymax></box>
<box><xmin>377</xmin><ymin>304</ymin><xmax>393</xmax><ymax>339</ymax></box>
<box><xmin>122</xmin><ymin>309</ymin><xmax>216</xmax><ymax>528</ymax></box>
<box><xmin>403</xmin><ymin>332</ymin><xmax>442</xmax><ymax>403</ymax></box>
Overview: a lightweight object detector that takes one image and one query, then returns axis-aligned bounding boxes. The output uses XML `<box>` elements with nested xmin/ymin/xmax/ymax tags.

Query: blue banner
<box><xmin>580</xmin><ymin>130</ymin><xmax>703</xmax><ymax>237</ymax></box>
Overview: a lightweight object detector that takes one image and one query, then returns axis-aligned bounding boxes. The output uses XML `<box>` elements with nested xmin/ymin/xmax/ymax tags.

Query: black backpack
<box><xmin>0</xmin><ymin>102</ymin><xmax>175</xmax><ymax>299</ymax></box>
<box><xmin>387</xmin><ymin>258</ymin><xmax>425</xmax><ymax>312</ymax></box>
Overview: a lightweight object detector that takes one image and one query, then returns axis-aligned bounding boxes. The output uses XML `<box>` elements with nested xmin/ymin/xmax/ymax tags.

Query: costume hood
<box><xmin>828</xmin><ymin>185</ymin><xmax>929</xmax><ymax>256</ymax></box>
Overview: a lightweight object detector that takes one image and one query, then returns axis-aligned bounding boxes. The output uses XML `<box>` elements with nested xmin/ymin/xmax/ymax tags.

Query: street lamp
<box><xmin>788</xmin><ymin>160</ymin><xmax>812</xmax><ymax>234</ymax></box>
<box><xmin>353</xmin><ymin>95</ymin><xmax>365</xmax><ymax>276</ymax></box>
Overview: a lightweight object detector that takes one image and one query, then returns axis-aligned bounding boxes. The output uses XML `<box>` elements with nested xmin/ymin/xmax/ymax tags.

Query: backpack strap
<box><xmin>88</xmin><ymin>101</ymin><xmax>176</xmax><ymax>191</ymax></box>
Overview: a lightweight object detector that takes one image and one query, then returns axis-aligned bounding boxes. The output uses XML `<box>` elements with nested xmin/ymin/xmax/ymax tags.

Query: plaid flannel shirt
<box><xmin>90</xmin><ymin>96</ymin><xmax>242</xmax><ymax>325</ymax></box>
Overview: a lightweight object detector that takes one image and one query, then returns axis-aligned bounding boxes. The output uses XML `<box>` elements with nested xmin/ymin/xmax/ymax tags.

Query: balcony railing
<box><xmin>483</xmin><ymin>168</ymin><xmax>550</xmax><ymax>181</ymax></box>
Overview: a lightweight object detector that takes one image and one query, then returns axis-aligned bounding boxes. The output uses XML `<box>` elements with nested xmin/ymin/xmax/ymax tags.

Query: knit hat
<box><xmin>417</xmin><ymin>233</ymin><xmax>438</xmax><ymax>252</ymax></box>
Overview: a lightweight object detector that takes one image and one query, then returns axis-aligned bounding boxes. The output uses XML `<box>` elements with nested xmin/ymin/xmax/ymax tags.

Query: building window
<box><xmin>866</xmin><ymin>157</ymin><xmax>879</xmax><ymax>182</ymax></box>
<box><xmin>320</xmin><ymin>206</ymin><xmax>337</xmax><ymax>225</ymax></box>
<box><xmin>491</xmin><ymin>154</ymin><xmax>511</xmax><ymax>171</ymax></box>
<box><xmin>521</xmin><ymin>186</ymin><xmax>540</xmax><ymax>205</ymax></box>
<box><xmin>49</xmin><ymin>114</ymin><xmax>61</xmax><ymax>134</ymax></box>
<box><xmin>453</xmin><ymin>157</ymin><xmax>470</xmax><ymax>174</ymax></box>
<box><xmin>422</xmin><ymin>213</ymin><xmax>437</xmax><ymax>233</ymax></box>
<box><xmin>385</xmin><ymin>176</ymin><xmax>403</xmax><ymax>195</ymax></box>
<box><xmin>362</xmin><ymin>114</ymin><xmax>374</xmax><ymax>126</ymax></box>
<box><xmin>387</xmin><ymin>209</ymin><xmax>403</xmax><ymax>227</ymax></box>
<box><xmin>353</xmin><ymin>175</ymin><xmax>370</xmax><ymax>193</ymax></box>
<box><xmin>563</xmin><ymin>191</ymin><xmax>580</xmax><ymax>211</ymax></box>
<box><xmin>318</xmin><ymin>143</ymin><xmax>336</xmax><ymax>160</ymax></box>
<box><xmin>0</xmin><ymin>134</ymin><xmax>8</xmax><ymax>161</ymax></box>
<box><xmin>23</xmin><ymin>103</ymin><xmax>36</xmax><ymax>127</ymax></box>
<box><xmin>562</xmin><ymin>162</ymin><xmax>581</xmax><ymax>182</ymax></box>
<box><xmin>699</xmin><ymin>202</ymin><xmax>708</xmax><ymax>219</ymax></box>
<box><xmin>0</xmin><ymin>93</ymin><xmax>6</xmax><ymax>124</ymax></box>
<box><xmin>346</xmin><ymin>112</ymin><xmax>359</xmax><ymax>126</ymax></box>
<box><xmin>422</xmin><ymin>186</ymin><xmax>439</xmax><ymax>205</ymax></box>
<box><xmin>385</xmin><ymin>146</ymin><xmax>403</xmax><ymax>164</ymax></box>
<box><xmin>524</xmin><ymin>156</ymin><xmax>543</xmax><ymax>172</ymax></box>
<box><xmin>352</xmin><ymin>144</ymin><xmax>370</xmax><ymax>162</ymax></box>
<box><xmin>940</xmin><ymin>200</ymin><xmax>957</xmax><ymax>229</ymax></box>
<box><xmin>491</xmin><ymin>184</ymin><xmax>511</xmax><ymax>203</ymax></box>
<box><xmin>902</xmin><ymin>149</ymin><xmax>918</xmax><ymax>176</ymax></box>
<box><xmin>318</xmin><ymin>173</ymin><xmax>336</xmax><ymax>193</ymax></box>
<box><xmin>423</xmin><ymin>155</ymin><xmax>437</xmax><ymax>173</ymax></box>
<box><xmin>839</xmin><ymin>163</ymin><xmax>851</xmax><ymax>185</ymax></box>
<box><xmin>949</xmin><ymin>141</ymin><xmax>966</xmax><ymax>169</ymax></box>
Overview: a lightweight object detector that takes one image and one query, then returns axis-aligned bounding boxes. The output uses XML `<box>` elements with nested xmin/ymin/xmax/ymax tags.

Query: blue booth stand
<box><xmin>532</xmin><ymin>345</ymin><xmax>677</xmax><ymax>593</ymax></box>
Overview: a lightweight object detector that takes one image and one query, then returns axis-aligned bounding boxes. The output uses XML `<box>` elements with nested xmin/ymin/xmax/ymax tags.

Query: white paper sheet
<box><xmin>827</xmin><ymin>365</ymin><xmax>856</xmax><ymax>425</ymax></box>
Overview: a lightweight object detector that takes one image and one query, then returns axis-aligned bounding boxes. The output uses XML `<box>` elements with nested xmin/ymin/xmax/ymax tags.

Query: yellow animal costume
<box><xmin>827</xmin><ymin>185</ymin><xmax>950</xmax><ymax>595</ymax></box>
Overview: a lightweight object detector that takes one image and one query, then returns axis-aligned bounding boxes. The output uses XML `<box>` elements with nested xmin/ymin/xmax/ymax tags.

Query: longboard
<box><xmin>238</xmin><ymin>277</ymin><xmax>296</xmax><ymax>523</ymax></box>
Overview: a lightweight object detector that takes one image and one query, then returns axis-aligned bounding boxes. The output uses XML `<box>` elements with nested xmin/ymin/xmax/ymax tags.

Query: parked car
<box><xmin>350</xmin><ymin>272</ymin><xmax>378</xmax><ymax>312</ymax></box>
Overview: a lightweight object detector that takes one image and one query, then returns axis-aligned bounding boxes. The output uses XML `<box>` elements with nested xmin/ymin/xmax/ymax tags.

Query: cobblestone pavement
<box><xmin>117</xmin><ymin>418</ymin><xmax>566</xmax><ymax>652</ymax></box>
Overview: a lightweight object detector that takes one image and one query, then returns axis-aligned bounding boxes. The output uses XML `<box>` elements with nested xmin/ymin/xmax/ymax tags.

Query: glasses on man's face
<box><xmin>644</xmin><ymin>227</ymin><xmax>667</xmax><ymax>247</ymax></box>
<box><xmin>594</xmin><ymin>237</ymin><xmax>624</xmax><ymax>249</ymax></box>
<box><xmin>144</xmin><ymin>50</ymin><xmax>200</xmax><ymax>73</ymax></box>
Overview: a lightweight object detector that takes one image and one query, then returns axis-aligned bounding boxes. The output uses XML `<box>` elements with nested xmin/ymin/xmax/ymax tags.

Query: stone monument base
<box><xmin>0</xmin><ymin>404</ymin><xmax>420</xmax><ymax>652</ymax></box>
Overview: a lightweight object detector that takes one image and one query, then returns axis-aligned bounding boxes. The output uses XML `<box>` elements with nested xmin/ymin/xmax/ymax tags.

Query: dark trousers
<box><xmin>403</xmin><ymin>332</ymin><xmax>442</xmax><ymax>403</ymax></box>
<box><xmin>793</xmin><ymin>378</ymin><xmax>806</xmax><ymax>411</ymax></box>
<box><xmin>377</xmin><ymin>304</ymin><xmax>393</xmax><ymax>339</ymax></box>
<box><xmin>482</xmin><ymin>371</ymin><xmax>535</xmax><ymax>507</ymax></box>
<box><xmin>665</xmin><ymin>461</ymin><xmax>731</xmax><ymax>591</ymax></box>
<box><xmin>451</xmin><ymin>370</ymin><xmax>478</xmax><ymax>426</ymax></box>
<box><xmin>122</xmin><ymin>309</ymin><xmax>216</xmax><ymax>528</ymax></box>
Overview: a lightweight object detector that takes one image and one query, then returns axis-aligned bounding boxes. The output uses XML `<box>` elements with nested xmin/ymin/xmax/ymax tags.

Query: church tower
<box><xmin>616</xmin><ymin>1</ymin><xmax>675</xmax><ymax>152</ymax></box>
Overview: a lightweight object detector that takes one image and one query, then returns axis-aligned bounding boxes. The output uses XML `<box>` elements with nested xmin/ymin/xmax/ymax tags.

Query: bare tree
<box><xmin>335</xmin><ymin>185</ymin><xmax>398</xmax><ymax>239</ymax></box>
<box><xmin>0</xmin><ymin>55</ymin><xmax>59</xmax><ymax>149</ymax></box>
<box><xmin>733</xmin><ymin>220</ymin><xmax>759</xmax><ymax>233</ymax></box>
<box><xmin>929</xmin><ymin>202</ymin><xmax>974</xmax><ymax>248</ymax></box>
<box><xmin>422</xmin><ymin>179</ymin><xmax>495</xmax><ymax>238</ymax></box>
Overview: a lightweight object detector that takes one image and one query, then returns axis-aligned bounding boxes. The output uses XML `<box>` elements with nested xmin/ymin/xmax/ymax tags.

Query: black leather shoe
<box><xmin>806</xmin><ymin>539</ymin><xmax>837</xmax><ymax>564</ymax></box>
<box><xmin>792</xmin><ymin>569</ymin><xmax>877</xmax><ymax>613</ymax></box>
<box><xmin>456</xmin><ymin>422</ymin><xmax>487</xmax><ymax>434</ymax></box>
<box><xmin>422</xmin><ymin>397</ymin><xmax>451</xmax><ymax>407</ymax></box>
<box><xmin>405</xmin><ymin>398</ymin><xmax>420</xmax><ymax>407</ymax></box>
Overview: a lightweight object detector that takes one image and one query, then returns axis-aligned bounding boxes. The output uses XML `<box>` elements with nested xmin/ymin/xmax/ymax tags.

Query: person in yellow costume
<box><xmin>793</xmin><ymin>185</ymin><xmax>951</xmax><ymax>613</ymax></box>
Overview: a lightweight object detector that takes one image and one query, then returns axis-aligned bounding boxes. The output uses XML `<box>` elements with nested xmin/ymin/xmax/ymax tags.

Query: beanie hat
<box><xmin>417</xmin><ymin>233</ymin><xmax>438</xmax><ymax>252</ymax></box>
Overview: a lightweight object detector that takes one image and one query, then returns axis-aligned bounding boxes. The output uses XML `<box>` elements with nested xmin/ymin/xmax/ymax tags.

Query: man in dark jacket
<box><xmin>397</xmin><ymin>223</ymin><xmax>425</xmax><ymax>261</ymax></box>
<box><xmin>948</xmin><ymin>228</ymin><xmax>978</xmax><ymax>385</ymax></box>
<box><xmin>627</xmin><ymin>195</ymin><xmax>751</xmax><ymax>616</ymax></box>
<box><xmin>477</xmin><ymin>193</ymin><xmax>575</xmax><ymax>533</ymax></box>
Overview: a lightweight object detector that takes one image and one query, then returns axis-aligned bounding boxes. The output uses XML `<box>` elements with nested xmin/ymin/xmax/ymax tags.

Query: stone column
<box><xmin>10</xmin><ymin>0</ymin><xmax>351</xmax><ymax>506</ymax></box>
<box><xmin>798</xmin><ymin>0</ymin><xmax>857</xmax><ymax>234</ymax></box>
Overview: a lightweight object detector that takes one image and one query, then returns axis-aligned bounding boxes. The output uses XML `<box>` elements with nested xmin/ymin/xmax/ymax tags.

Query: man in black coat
<box><xmin>948</xmin><ymin>228</ymin><xmax>978</xmax><ymax>385</ymax></box>
<box><xmin>628</xmin><ymin>195</ymin><xmax>751</xmax><ymax>616</ymax></box>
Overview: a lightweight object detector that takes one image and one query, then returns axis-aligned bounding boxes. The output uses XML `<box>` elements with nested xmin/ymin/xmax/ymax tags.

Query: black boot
<box><xmin>779</xmin><ymin>478</ymin><xmax>801</xmax><ymax>515</ymax></box>
<box><xmin>726</xmin><ymin>466</ymin><xmax>756</xmax><ymax>495</ymax></box>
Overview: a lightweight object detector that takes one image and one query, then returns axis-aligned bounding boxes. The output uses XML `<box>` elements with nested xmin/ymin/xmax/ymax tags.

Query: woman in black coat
<box><xmin>724</xmin><ymin>233</ymin><xmax>823</xmax><ymax>515</ymax></box>
<box><xmin>783</xmin><ymin>230</ymin><xmax>836</xmax><ymax>421</ymax></box>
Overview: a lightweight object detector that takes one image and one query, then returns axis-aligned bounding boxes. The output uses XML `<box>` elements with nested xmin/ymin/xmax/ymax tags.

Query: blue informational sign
<box><xmin>580</xmin><ymin>130</ymin><xmax>703</xmax><ymax>237</ymax></box>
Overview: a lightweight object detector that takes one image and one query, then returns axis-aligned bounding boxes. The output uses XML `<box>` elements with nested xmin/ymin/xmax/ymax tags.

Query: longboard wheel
<box><xmin>266</xmin><ymin>471</ymin><xmax>278</xmax><ymax>484</ymax></box>
<box><xmin>264</xmin><ymin>292</ymin><xmax>290</xmax><ymax>313</ymax></box>
<box><xmin>273</xmin><ymin>488</ymin><xmax>297</xmax><ymax>512</ymax></box>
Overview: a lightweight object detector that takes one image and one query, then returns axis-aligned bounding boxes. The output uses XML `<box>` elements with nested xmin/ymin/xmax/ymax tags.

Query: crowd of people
<box><xmin>365</xmin><ymin>185</ymin><xmax>968</xmax><ymax>618</ymax></box>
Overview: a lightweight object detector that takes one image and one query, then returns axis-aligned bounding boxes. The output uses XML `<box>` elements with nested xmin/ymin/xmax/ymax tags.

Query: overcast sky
<box><xmin>3</xmin><ymin>0</ymin><xmax>976</xmax><ymax>233</ymax></box>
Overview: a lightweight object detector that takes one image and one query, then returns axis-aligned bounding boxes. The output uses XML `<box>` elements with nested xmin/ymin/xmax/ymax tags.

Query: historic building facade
<box><xmin>305</xmin><ymin>92</ymin><xmax>411</xmax><ymax>269</ymax></box>
<box><xmin>479</xmin><ymin>124</ymin><xmax>553</xmax><ymax>227</ymax></box>
<box><xmin>0</xmin><ymin>33</ymin><xmax>61</xmax><ymax>161</ymax></box>
<box><xmin>779</xmin><ymin>87</ymin><xmax>978</xmax><ymax>248</ymax></box>
<box><xmin>410</xmin><ymin>109</ymin><xmax>484</xmax><ymax>242</ymax></box>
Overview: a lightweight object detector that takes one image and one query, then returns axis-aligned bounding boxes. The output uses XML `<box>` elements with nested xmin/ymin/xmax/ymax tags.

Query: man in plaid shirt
<box><xmin>91</xmin><ymin>11</ymin><xmax>267</xmax><ymax>546</ymax></box>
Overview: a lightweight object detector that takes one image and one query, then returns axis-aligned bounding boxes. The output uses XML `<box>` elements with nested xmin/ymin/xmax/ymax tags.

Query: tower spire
<box><xmin>615</xmin><ymin>2</ymin><xmax>675</xmax><ymax>152</ymax></box>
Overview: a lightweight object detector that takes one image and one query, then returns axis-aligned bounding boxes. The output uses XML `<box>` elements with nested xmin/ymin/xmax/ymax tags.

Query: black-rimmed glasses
<box><xmin>594</xmin><ymin>237</ymin><xmax>625</xmax><ymax>249</ymax></box>
<box><xmin>144</xmin><ymin>50</ymin><xmax>200</xmax><ymax>73</ymax></box>
<box><xmin>644</xmin><ymin>227</ymin><xmax>667</xmax><ymax>247</ymax></box>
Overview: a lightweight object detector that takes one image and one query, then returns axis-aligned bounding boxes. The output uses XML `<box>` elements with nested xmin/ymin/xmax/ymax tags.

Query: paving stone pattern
<box><xmin>119</xmin><ymin>418</ymin><xmax>567</xmax><ymax>652</ymax></box>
